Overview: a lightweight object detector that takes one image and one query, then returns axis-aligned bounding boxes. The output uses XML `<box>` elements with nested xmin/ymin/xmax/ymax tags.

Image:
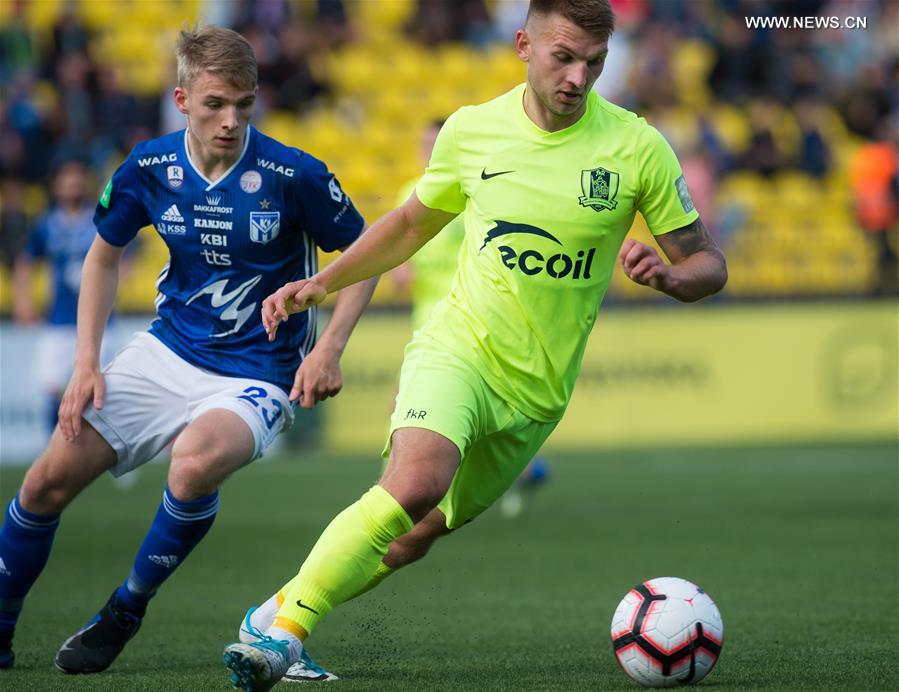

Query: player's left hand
<box><xmin>290</xmin><ymin>342</ymin><xmax>343</xmax><ymax>407</ymax></box>
<box><xmin>618</xmin><ymin>239</ymin><xmax>672</xmax><ymax>292</ymax></box>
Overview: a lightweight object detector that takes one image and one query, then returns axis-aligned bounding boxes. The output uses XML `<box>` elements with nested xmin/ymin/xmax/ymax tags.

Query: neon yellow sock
<box><xmin>273</xmin><ymin>485</ymin><xmax>412</xmax><ymax>639</ymax></box>
<box><xmin>276</xmin><ymin>561</ymin><xmax>394</xmax><ymax>609</ymax></box>
<box><xmin>346</xmin><ymin>561</ymin><xmax>395</xmax><ymax>601</ymax></box>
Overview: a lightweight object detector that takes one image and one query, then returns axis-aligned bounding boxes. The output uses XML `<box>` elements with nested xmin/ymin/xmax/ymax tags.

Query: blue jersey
<box><xmin>26</xmin><ymin>204</ymin><xmax>96</xmax><ymax>326</ymax></box>
<box><xmin>94</xmin><ymin>127</ymin><xmax>364</xmax><ymax>393</ymax></box>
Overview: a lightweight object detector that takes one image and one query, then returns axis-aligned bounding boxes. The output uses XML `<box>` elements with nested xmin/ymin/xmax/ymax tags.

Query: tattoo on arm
<box><xmin>657</xmin><ymin>218</ymin><xmax>725</xmax><ymax>265</ymax></box>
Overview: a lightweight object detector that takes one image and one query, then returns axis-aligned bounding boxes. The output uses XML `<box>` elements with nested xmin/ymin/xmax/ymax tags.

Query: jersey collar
<box><xmin>183</xmin><ymin>125</ymin><xmax>253</xmax><ymax>191</ymax></box>
<box><xmin>514</xmin><ymin>84</ymin><xmax>595</xmax><ymax>140</ymax></box>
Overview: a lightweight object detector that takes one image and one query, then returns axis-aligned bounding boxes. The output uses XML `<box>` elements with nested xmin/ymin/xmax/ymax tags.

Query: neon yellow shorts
<box><xmin>383</xmin><ymin>335</ymin><xmax>559</xmax><ymax>529</ymax></box>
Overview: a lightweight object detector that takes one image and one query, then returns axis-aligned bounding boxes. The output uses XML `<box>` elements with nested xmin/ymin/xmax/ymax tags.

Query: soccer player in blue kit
<box><xmin>13</xmin><ymin>158</ymin><xmax>115</xmax><ymax>435</ymax></box>
<box><xmin>0</xmin><ymin>26</ymin><xmax>375</xmax><ymax>679</ymax></box>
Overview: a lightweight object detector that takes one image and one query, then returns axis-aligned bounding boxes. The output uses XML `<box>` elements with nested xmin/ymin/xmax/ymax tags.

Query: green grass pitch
<box><xmin>0</xmin><ymin>442</ymin><xmax>896</xmax><ymax>691</ymax></box>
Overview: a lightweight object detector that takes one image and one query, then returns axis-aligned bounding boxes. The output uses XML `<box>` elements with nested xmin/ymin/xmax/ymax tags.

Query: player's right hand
<box><xmin>261</xmin><ymin>279</ymin><xmax>328</xmax><ymax>341</ymax></box>
<box><xmin>58</xmin><ymin>363</ymin><xmax>105</xmax><ymax>442</ymax></box>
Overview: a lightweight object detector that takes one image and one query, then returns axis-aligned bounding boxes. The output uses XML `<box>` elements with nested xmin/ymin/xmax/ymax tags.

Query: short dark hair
<box><xmin>527</xmin><ymin>0</ymin><xmax>616</xmax><ymax>42</ymax></box>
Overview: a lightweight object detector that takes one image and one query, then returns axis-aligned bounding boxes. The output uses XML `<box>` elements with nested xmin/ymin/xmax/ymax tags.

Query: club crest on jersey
<box><xmin>167</xmin><ymin>165</ymin><xmax>184</xmax><ymax>189</ymax></box>
<box><xmin>249</xmin><ymin>211</ymin><xmax>280</xmax><ymax>244</ymax></box>
<box><xmin>240</xmin><ymin>170</ymin><xmax>262</xmax><ymax>193</ymax></box>
<box><xmin>578</xmin><ymin>166</ymin><xmax>619</xmax><ymax>212</ymax></box>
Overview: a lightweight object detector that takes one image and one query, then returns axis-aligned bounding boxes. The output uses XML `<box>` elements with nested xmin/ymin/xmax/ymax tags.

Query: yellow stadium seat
<box><xmin>78</xmin><ymin>0</ymin><xmax>117</xmax><ymax>30</ymax></box>
<box><xmin>770</xmin><ymin>105</ymin><xmax>800</xmax><ymax>158</ymax></box>
<box><xmin>772</xmin><ymin>171</ymin><xmax>823</xmax><ymax>201</ymax></box>
<box><xmin>127</xmin><ymin>58</ymin><xmax>167</xmax><ymax>96</ymax></box>
<box><xmin>354</xmin><ymin>0</ymin><xmax>415</xmax><ymax>32</ymax></box>
<box><xmin>294</xmin><ymin>118</ymin><xmax>348</xmax><ymax>161</ymax></box>
<box><xmin>328</xmin><ymin>45</ymin><xmax>380</xmax><ymax>94</ymax></box>
<box><xmin>652</xmin><ymin>107</ymin><xmax>701</xmax><ymax>151</ymax></box>
<box><xmin>371</xmin><ymin>87</ymin><xmax>420</xmax><ymax>123</ymax></box>
<box><xmin>672</xmin><ymin>39</ymin><xmax>715</xmax><ymax>86</ymax></box>
<box><xmin>486</xmin><ymin>45</ymin><xmax>526</xmax><ymax>86</ymax></box>
<box><xmin>437</xmin><ymin>44</ymin><xmax>480</xmax><ymax>82</ymax></box>
<box><xmin>387</xmin><ymin>41</ymin><xmax>430</xmax><ymax>88</ymax></box>
<box><xmin>815</xmin><ymin>104</ymin><xmax>849</xmax><ymax>145</ymax></box>
<box><xmin>132</xmin><ymin>1</ymin><xmax>170</xmax><ymax>26</ymax></box>
<box><xmin>715</xmin><ymin>173</ymin><xmax>770</xmax><ymax>220</ymax></box>
<box><xmin>25</xmin><ymin>183</ymin><xmax>49</xmax><ymax>219</ymax></box>
<box><xmin>25</xmin><ymin>0</ymin><xmax>63</xmax><ymax>30</ymax></box>
<box><xmin>831</xmin><ymin>249</ymin><xmax>874</xmax><ymax>293</ymax></box>
<box><xmin>709</xmin><ymin>105</ymin><xmax>751</xmax><ymax>154</ymax></box>
<box><xmin>672</xmin><ymin>39</ymin><xmax>714</xmax><ymax>107</ymax></box>
<box><xmin>720</xmin><ymin>258</ymin><xmax>755</xmax><ymax>295</ymax></box>
<box><xmin>761</xmin><ymin>261</ymin><xmax>794</xmax><ymax>294</ymax></box>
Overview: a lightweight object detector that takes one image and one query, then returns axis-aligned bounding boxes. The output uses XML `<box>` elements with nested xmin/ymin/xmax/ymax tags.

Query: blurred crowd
<box><xmin>1</xmin><ymin>0</ymin><xmax>897</xmax><ymax>303</ymax></box>
<box><xmin>619</xmin><ymin>0</ymin><xmax>897</xmax><ymax>188</ymax></box>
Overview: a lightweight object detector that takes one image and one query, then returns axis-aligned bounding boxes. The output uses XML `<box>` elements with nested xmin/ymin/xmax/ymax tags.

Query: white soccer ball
<box><xmin>610</xmin><ymin>577</ymin><xmax>724</xmax><ymax>688</ymax></box>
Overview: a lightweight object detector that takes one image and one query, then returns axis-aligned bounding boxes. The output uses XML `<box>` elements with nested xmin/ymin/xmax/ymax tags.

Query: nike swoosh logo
<box><xmin>481</xmin><ymin>168</ymin><xmax>514</xmax><ymax>180</ymax></box>
<box><xmin>296</xmin><ymin>600</ymin><xmax>320</xmax><ymax>615</ymax></box>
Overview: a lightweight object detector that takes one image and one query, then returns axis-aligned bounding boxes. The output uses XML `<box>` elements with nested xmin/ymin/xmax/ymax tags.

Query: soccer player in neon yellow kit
<box><xmin>394</xmin><ymin>120</ymin><xmax>550</xmax><ymax>519</ymax></box>
<box><xmin>225</xmin><ymin>1</ymin><xmax>727</xmax><ymax>687</ymax></box>
<box><xmin>391</xmin><ymin>119</ymin><xmax>467</xmax><ymax>332</ymax></box>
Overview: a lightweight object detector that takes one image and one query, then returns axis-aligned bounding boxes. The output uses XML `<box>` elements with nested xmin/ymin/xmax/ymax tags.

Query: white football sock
<box><xmin>265</xmin><ymin>625</ymin><xmax>303</xmax><ymax>663</ymax></box>
<box><xmin>250</xmin><ymin>592</ymin><xmax>280</xmax><ymax>632</ymax></box>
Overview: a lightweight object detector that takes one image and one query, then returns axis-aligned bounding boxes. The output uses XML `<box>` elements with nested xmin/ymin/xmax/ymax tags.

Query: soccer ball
<box><xmin>610</xmin><ymin>577</ymin><xmax>724</xmax><ymax>688</ymax></box>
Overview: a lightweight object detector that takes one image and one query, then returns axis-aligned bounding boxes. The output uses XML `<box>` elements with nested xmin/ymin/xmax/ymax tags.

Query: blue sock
<box><xmin>114</xmin><ymin>487</ymin><xmax>219</xmax><ymax>615</ymax></box>
<box><xmin>0</xmin><ymin>495</ymin><xmax>61</xmax><ymax>634</ymax></box>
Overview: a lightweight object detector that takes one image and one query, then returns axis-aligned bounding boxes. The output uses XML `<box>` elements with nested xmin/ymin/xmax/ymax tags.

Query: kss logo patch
<box><xmin>249</xmin><ymin>211</ymin><xmax>280</xmax><ymax>244</ymax></box>
<box><xmin>578</xmin><ymin>166</ymin><xmax>619</xmax><ymax>212</ymax></box>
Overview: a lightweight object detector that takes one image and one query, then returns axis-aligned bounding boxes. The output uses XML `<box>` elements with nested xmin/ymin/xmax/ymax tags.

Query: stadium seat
<box><xmin>709</xmin><ymin>105</ymin><xmax>751</xmax><ymax>154</ymax></box>
<box><xmin>672</xmin><ymin>39</ymin><xmax>714</xmax><ymax>106</ymax></box>
<box><xmin>23</xmin><ymin>0</ymin><xmax>62</xmax><ymax>29</ymax></box>
<box><xmin>355</xmin><ymin>0</ymin><xmax>415</xmax><ymax>32</ymax></box>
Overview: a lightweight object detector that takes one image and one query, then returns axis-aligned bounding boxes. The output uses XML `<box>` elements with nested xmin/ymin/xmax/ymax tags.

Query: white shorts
<box><xmin>83</xmin><ymin>332</ymin><xmax>294</xmax><ymax>477</ymax></box>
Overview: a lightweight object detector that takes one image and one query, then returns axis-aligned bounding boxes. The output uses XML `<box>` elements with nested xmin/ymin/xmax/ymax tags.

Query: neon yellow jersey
<box><xmin>395</xmin><ymin>178</ymin><xmax>466</xmax><ymax>330</ymax></box>
<box><xmin>415</xmin><ymin>84</ymin><xmax>699</xmax><ymax>422</ymax></box>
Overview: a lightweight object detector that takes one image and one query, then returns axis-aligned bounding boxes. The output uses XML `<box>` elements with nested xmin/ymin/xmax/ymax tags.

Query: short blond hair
<box><xmin>176</xmin><ymin>25</ymin><xmax>257</xmax><ymax>91</ymax></box>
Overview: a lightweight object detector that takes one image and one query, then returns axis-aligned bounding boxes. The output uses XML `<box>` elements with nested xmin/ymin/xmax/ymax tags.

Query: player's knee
<box><xmin>383</xmin><ymin>467</ymin><xmax>452</xmax><ymax>520</ymax></box>
<box><xmin>392</xmin><ymin>477</ymin><xmax>447</xmax><ymax>522</ymax></box>
<box><xmin>167</xmin><ymin>454</ymin><xmax>219</xmax><ymax>501</ymax></box>
<box><xmin>19</xmin><ymin>462</ymin><xmax>76</xmax><ymax>514</ymax></box>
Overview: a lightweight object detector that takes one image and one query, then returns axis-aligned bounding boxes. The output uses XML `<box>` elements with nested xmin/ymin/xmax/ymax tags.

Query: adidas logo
<box><xmin>161</xmin><ymin>204</ymin><xmax>184</xmax><ymax>223</ymax></box>
<box><xmin>0</xmin><ymin>557</ymin><xmax>10</xmax><ymax>576</ymax></box>
<box><xmin>148</xmin><ymin>554</ymin><xmax>179</xmax><ymax>568</ymax></box>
